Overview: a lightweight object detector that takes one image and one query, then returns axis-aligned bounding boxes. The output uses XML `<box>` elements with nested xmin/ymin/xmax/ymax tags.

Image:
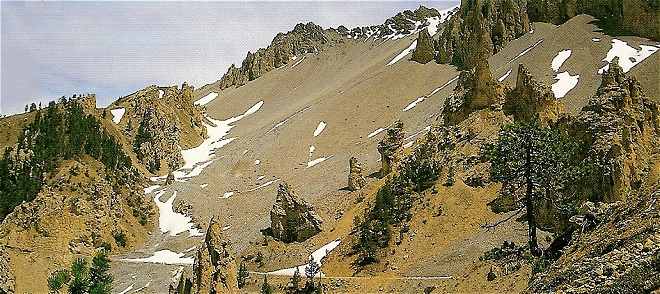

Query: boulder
<box><xmin>347</xmin><ymin>157</ymin><xmax>367</xmax><ymax>191</ymax></box>
<box><xmin>270</xmin><ymin>183</ymin><xmax>323</xmax><ymax>242</ymax></box>
<box><xmin>411</xmin><ymin>29</ymin><xmax>435</xmax><ymax>64</ymax></box>
<box><xmin>377</xmin><ymin>120</ymin><xmax>405</xmax><ymax>176</ymax></box>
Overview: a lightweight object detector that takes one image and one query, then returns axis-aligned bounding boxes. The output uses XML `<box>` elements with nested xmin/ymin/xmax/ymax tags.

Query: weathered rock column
<box><xmin>270</xmin><ymin>183</ymin><xmax>323</xmax><ymax>242</ymax></box>
<box><xmin>347</xmin><ymin>157</ymin><xmax>367</xmax><ymax>191</ymax></box>
<box><xmin>377</xmin><ymin>120</ymin><xmax>405</xmax><ymax>176</ymax></box>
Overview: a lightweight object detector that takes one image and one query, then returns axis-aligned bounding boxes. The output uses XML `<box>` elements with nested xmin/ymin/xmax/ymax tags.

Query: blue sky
<box><xmin>1</xmin><ymin>1</ymin><xmax>457</xmax><ymax>115</ymax></box>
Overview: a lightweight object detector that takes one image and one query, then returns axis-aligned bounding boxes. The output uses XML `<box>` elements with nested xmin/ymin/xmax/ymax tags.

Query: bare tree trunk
<box><xmin>525</xmin><ymin>136</ymin><xmax>541</xmax><ymax>256</ymax></box>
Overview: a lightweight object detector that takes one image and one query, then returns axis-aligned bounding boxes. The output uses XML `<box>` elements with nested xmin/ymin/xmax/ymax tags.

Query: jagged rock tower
<box><xmin>269</xmin><ymin>183</ymin><xmax>323</xmax><ymax>242</ymax></box>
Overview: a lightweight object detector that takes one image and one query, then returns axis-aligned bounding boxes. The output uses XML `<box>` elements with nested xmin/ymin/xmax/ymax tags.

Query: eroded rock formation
<box><xmin>436</xmin><ymin>0</ymin><xmax>530</xmax><ymax>69</ymax></box>
<box><xmin>170</xmin><ymin>217</ymin><xmax>238</xmax><ymax>294</ymax></box>
<box><xmin>338</xmin><ymin>6</ymin><xmax>442</xmax><ymax>39</ymax></box>
<box><xmin>503</xmin><ymin>64</ymin><xmax>565</xmax><ymax>124</ymax></box>
<box><xmin>270</xmin><ymin>183</ymin><xmax>323</xmax><ymax>242</ymax></box>
<box><xmin>348</xmin><ymin>157</ymin><xmax>367</xmax><ymax>191</ymax></box>
<box><xmin>378</xmin><ymin>120</ymin><xmax>405</xmax><ymax>176</ymax></box>
<box><xmin>0</xmin><ymin>247</ymin><xmax>15</xmax><ymax>294</ymax></box>
<box><xmin>411</xmin><ymin>29</ymin><xmax>435</xmax><ymax>64</ymax></box>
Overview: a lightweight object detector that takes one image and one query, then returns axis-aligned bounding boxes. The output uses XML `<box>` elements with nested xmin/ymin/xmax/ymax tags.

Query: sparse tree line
<box><xmin>47</xmin><ymin>250</ymin><xmax>112</xmax><ymax>294</ymax></box>
<box><xmin>0</xmin><ymin>97</ymin><xmax>135</xmax><ymax>221</ymax></box>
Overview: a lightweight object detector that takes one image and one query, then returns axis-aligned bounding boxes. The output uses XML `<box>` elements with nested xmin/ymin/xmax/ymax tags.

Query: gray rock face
<box><xmin>377</xmin><ymin>120</ymin><xmax>405</xmax><ymax>176</ymax></box>
<box><xmin>219</xmin><ymin>22</ymin><xmax>337</xmax><ymax>90</ymax></box>
<box><xmin>0</xmin><ymin>247</ymin><xmax>15</xmax><ymax>294</ymax></box>
<box><xmin>411</xmin><ymin>29</ymin><xmax>435</xmax><ymax>64</ymax></box>
<box><xmin>170</xmin><ymin>216</ymin><xmax>238</xmax><ymax>294</ymax></box>
<box><xmin>270</xmin><ymin>183</ymin><xmax>322</xmax><ymax>242</ymax></box>
<box><xmin>348</xmin><ymin>157</ymin><xmax>367</xmax><ymax>191</ymax></box>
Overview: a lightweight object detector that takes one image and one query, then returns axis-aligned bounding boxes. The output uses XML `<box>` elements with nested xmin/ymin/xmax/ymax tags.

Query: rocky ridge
<box><xmin>348</xmin><ymin>157</ymin><xmax>367</xmax><ymax>191</ymax></box>
<box><xmin>337</xmin><ymin>6</ymin><xmax>446</xmax><ymax>40</ymax></box>
<box><xmin>377</xmin><ymin>120</ymin><xmax>405</xmax><ymax>176</ymax></box>
<box><xmin>218</xmin><ymin>22</ymin><xmax>341</xmax><ymax>90</ymax></box>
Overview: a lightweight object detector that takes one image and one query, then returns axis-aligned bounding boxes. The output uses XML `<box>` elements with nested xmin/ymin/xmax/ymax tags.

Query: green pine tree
<box><xmin>260</xmin><ymin>275</ymin><xmax>273</xmax><ymax>294</ymax></box>
<box><xmin>237</xmin><ymin>261</ymin><xmax>249</xmax><ymax>289</ymax></box>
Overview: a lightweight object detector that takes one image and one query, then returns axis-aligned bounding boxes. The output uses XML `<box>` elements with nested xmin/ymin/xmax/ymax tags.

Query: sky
<box><xmin>1</xmin><ymin>1</ymin><xmax>458</xmax><ymax>115</ymax></box>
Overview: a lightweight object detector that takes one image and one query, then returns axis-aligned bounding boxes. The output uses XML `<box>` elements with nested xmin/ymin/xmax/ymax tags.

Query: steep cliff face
<box><xmin>110</xmin><ymin>83</ymin><xmax>207</xmax><ymax>174</ymax></box>
<box><xmin>219</xmin><ymin>22</ymin><xmax>340</xmax><ymax>90</ymax></box>
<box><xmin>528</xmin><ymin>0</ymin><xmax>659</xmax><ymax>40</ymax></box>
<box><xmin>436</xmin><ymin>0</ymin><xmax>530</xmax><ymax>69</ymax></box>
<box><xmin>411</xmin><ymin>29</ymin><xmax>435</xmax><ymax>64</ymax></box>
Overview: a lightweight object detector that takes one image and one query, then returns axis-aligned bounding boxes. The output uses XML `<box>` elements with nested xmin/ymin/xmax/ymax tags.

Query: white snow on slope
<box><xmin>598</xmin><ymin>39</ymin><xmax>659</xmax><ymax>74</ymax></box>
<box><xmin>403</xmin><ymin>97</ymin><xmax>426</xmax><ymax>112</ymax></box>
<box><xmin>174</xmin><ymin>101</ymin><xmax>264</xmax><ymax>179</ymax></box>
<box><xmin>291</xmin><ymin>56</ymin><xmax>306</xmax><ymax>68</ymax></box>
<box><xmin>426</xmin><ymin>16</ymin><xmax>440</xmax><ymax>36</ymax></box>
<box><xmin>592</xmin><ymin>38</ymin><xmax>601</xmax><ymax>42</ymax></box>
<box><xmin>118</xmin><ymin>283</ymin><xmax>134</xmax><ymax>294</ymax></box>
<box><xmin>154</xmin><ymin>190</ymin><xmax>203</xmax><ymax>237</ymax></box>
<box><xmin>510</xmin><ymin>39</ymin><xmax>544</xmax><ymax>63</ymax></box>
<box><xmin>143</xmin><ymin>185</ymin><xmax>161</xmax><ymax>194</ymax></box>
<box><xmin>387</xmin><ymin>40</ymin><xmax>417</xmax><ymax>66</ymax></box>
<box><xmin>313</xmin><ymin>121</ymin><xmax>327</xmax><ymax>137</ymax></box>
<box><xmin>308</xmin><ymin>145</ymin><xmax>315</xmax><ymax>157</ymax></box>
<box><xmin>158</xmin><ymin>90</ymin><xmax>164</xmax><ymax>99</ymax></box>
<box><xmin>111</xmin><ymin>108</ymin><xmax>125</xmax><ymax>124</ymax></box>
<box><xmin>200</xmin><ymin>183</ymin><xmax>208</xmax><ymax>188</ymax></box>
<box><xmin>307</xmin><ymin>156</ymin><xmax>331</xmax><ymax>168</ymax></box>
<box><xmin>367</xmin><ymin>128</ymin><xmax>385</xmax><ymax>138</ymax></box>
<box><xmin>551</xmin><ymin>50</ymin><xmax>572</xmax><ymax>72</ymax></box>
<box><xmin>268</xmin><ymin>239</ymin><xmax>341</xmax><ymax>277</ymax></box>
<box><xmin>194</xmin><ymin>92</ymin><xmax>218</xmax><ymax>106</ymax></box>
<box><xmin>429</xmin><ymin>76</ymin><xmax>460</xmax><ymax>97</ymax></box>
<box><xmin>120</xmin><ymin>250</ymin><xmax>194</xmax><ymax>265</ymax></box>
<box><xmin>498</xmin><ymin>69</ymin><xmax>512</xmax><ymax>82</ymax></box>
<box><xmin>439</xmin><ymin>4</ymin><xmax>460</xmax><ymax>22</ymax></box>
<box><xmin>244</xmin><ymin>179</ymin><xmax>280</xmax><ymax>193</ymax></box>
<box><xmin>221</xmin><ymin>192</ymin><xmax>234</xmax><ymax>199</ymax></box>
<box><xmin>551</xmin><ymin>72</ymin><xmax>580</xmax><ymax>98</ymax></box>
<box><xmin>368</xmin><ymin>128</ymin><xmax>385</xmax><ymax>138</ymax></box>
<box><xmin>254</xmin><ymin>159</ymin><xmax>261</xmax><ymax>165</ymax></box>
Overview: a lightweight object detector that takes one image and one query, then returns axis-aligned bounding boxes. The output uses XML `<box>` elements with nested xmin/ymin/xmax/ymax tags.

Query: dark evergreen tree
<box><xmin>237</xmin><ymin>261</ymin><xmax>249</xmax><ymax>289</ymax></box>
<box><xmin>260</xmin><ymin>275</ymin><xmax>273</xmax><ymax>294</ymax></box>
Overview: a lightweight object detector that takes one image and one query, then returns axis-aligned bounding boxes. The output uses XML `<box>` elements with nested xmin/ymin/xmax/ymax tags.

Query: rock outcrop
<box><xmin>442</xmin><ymin>59</ymin><xmax>505</xmax><ymax>125</ymax></box>
<box><xmin>347</xmin><ymin>157</ymin><xmax>367</xmax><ymax>191</ymax></box>
<box><xmin>528</xmin><ymin>0</ymin><xmax>659</xmax><ymax>40</ymax></box>
<box><xmin>0</xmin><ymin>247</ymin><xmax>15</xmax><ymax>294</ymax></box>
<box><xmin>219</xmin><ymin>22</ymin><xmax>339</xmax><ymax>90</ymax></box>
<box><xmin>528</xmin><ymin>194</ymin><xmax>660</xmax><ymax>293</ymax></box>
<box><xmin>170</xmin><ymin>217</ymin><xmax>238</xmax><ymax>294</ymax></box>
<box><xmin>411</xmin><ymin>29</ymin><xmax>435</xmax><ymax>64</ymax></box>
<box><xmin>503</xmin><ymin>64</ymin><xmax>565</xmax><ymax>124</ymax></box>
<box><xmin>269</xmin><ymin>183</ymin><xmax>323</xmax><ymax>242</ymax></box>
<box><xmin>436</xmin><ymin>0</ymin><xmax>530</xmax><ymax>69</ymax></box>
<box><xmin>112</xmin><ymin>83</ymin><xmax>207</xmax><ymax>174</ymax></box>
<box><xmin>377</xmin><ymin>120</ymin><xmax>405</xmax><ymax>176</ymax></box>
<box><xmin>561</xmin><ymin>58</ymin><xmax>659</xmax><ymax>203</ymax></box>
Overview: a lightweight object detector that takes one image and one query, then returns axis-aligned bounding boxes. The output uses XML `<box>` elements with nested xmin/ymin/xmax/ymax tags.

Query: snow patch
<box><xmin>429</xmin><ymin>76</ymin><xmax>459</xmax><ymax>97</ymax></box>
<box><xmin>120</xmin><ymin>250</ymin><xmax>194</xmax><ymax>265</ymax></box>
<box><xmin>254</xmin><ymin>159</ymin><xmax>261</xmax><ymax>165</ymax></box>
<box><xmin>200</xmin><ymin>183</ymin><xmax>208</xmax><ymax>188</ymax></box>
<box><xmin>403</xmin><ymin>97</ymin><xmax>426</xmax><ymax>112</ymax></box>
<box><xmin>426</xmin><ymin>16</ymin><xmax>440</xmax><ymax>36</ymax></box>
<box><xmin>158</xmin><ymin>90</ymin><xmax>164</xmax><ymax>99</ymax></box>
<box><xmin>143</xmin><ymin>185</ymin><xmax>161</xmax><ymax>194</ymax></box>
<box><xmin>307</xmin><ymin>156</ymin><xmax>331</xmax><ymax>168</ymax></box>
<box><xmin>118</xmin><ymin>284</ymin><xmax>134</xmax><ymax>294</ymax></box>
<box><xmin>244</xmin><ymin>179</ymin><xmax>280</xmax><ymax>193</ymax></box>
<box><xmin>592</xmin><ymin>38</ymin><xmax>601</xmax><ymax>42</ymax></box>
<box><xmin>110</xmin><ymin>108</ymin><xmax>125</xmax><ymax>124</ymax></box>
<box><xmin>551</xmin><ymin>72</ymin><xmax>580</xmax><ymax>98</ymax></box>
<box><xmin>194</xmin><ymin>92</ymin><xmax>218</xmax><ymax>106</ymax></box>
<box><xmin>368</xmin><ymin>128</ymin><xmax>385</xmax><ymax>138</ymax></box>
<box><xmin>498</xmin><ymin>69</ymin><xmax>512</xmax><ymax>82</ymax></box>
<box><xmin>598</xmin><ymin>39</ymin><xmax>659</xmax><ymax>74</ymax></box>
<box><xmin>551</xmin><ymin>50</ymin><xmax>572</xmax><ymax>72</ymax></box>
<box><xmin>313</xmin><ymin>121</ymin><xmax>327</xmax><ymax>137</ymax></box>
<box><xmin>268</xmin><ymin>239</ymin><xmax>341</xmax><ymax>277</ymax></box>
<box><xmin>154</xmin><ymin>190</ymin><xmax>203</xmax><ymax>237</ymax></box>
<box><xmin>221</xmin><ymin>191</ymin><xmax>234</xmax><ymax>199</ymax></box>
<box><xmin>387</xmin><ymin>40</ymin><xmax>417</xmax><ymax>66</ymax></box>
<box><xmin>291</xmin><ymin>56</ymin><xmax>306</xmax><ymax>68</ymax></box>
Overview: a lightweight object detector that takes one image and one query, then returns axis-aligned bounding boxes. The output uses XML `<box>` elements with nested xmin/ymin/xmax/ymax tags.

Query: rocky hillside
<box><xmin>107</xmin><ymin>83</ymin><xmax>207</xmax><ymax>174</ymax></box>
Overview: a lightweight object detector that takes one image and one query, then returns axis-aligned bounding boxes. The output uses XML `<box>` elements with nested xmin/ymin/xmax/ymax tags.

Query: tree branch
<box><xmin>480</xmin><ymin>207</ymin><xmax>525</xmax><ymax>230</ymax></box>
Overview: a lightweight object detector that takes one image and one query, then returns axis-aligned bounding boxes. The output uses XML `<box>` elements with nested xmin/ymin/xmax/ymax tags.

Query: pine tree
<box><xmin>237</xmin><ymin>261</ymin><xmax>249</xmax><ymax>289</ymax></box>
<box><xmin>68</xmin><ymin>258</ymin><xmax>90</xmax><ymax>294</ymax></box>
<box><xmin>289</xmin><ymin>267</ymin><xmax>301</xmax><ymax>292</ymax></box>
<box><xmin>305</xmin><ymin>257</ymin><xmax>320</xmax><ymax>288</ymax></box>
<box><xmin>260</xmin><ymin>275</ymin><xmax>273</xmax><ymax>294</ymax></box>
<box><xmin>89</xmin><ymin>251</ymin><xmax>113</xmax><ymax>294</ymax></box>
<box><xmin>47</xmin><ymin>269</ymin><xmax>71</xmax><ymax>293</ymax></box>
<box><xmin>484</xmin><ymin>120</ymin><xmax>581</xmax><ymax>256</ymax></box>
